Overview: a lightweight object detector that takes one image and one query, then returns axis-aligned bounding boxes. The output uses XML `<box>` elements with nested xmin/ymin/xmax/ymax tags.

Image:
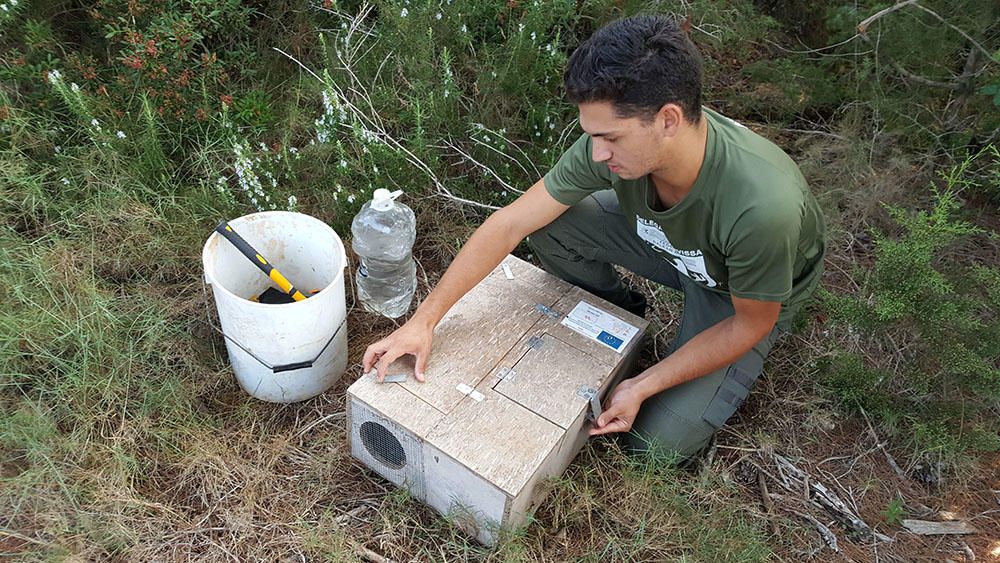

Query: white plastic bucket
<box><xmin>202</xmin><ymin>211</ymin><xmax>348</xmax><ymax>403</ymax></box>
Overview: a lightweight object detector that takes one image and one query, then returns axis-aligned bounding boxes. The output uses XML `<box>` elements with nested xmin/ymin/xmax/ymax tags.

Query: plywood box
<box><xmin>347</xmin><ymin>255</ymin><xmax>649</xmax><ymax>544</ymax></box>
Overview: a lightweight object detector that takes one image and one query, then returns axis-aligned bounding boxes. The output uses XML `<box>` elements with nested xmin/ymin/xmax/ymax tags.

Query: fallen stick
<box><xmin>758</xmin><ymin>471</ymin><xmax>781</xmax><ymax>536</ymax></box>
<box><xmin>901</xmin><ymin>519</ymin><xmax>978</xmax><ymax>535</ymax></box>
<box><xmin>773</xmin><ymin>453</ymin><xmax>892</xmax><ymax>543</ymax></box>
<box><xmin>350</xmin><ymin>541</ymin><xmax>397</xmax><ymax>563</ymax></box>
<box><xmin>792</xmin><ymin>510</ymin><xmax>840</xmax><ymax>552</ymax></box>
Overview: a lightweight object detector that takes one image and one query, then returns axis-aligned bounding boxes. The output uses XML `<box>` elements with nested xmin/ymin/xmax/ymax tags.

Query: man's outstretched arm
<box><xmin>589</xmin><ymin>296</ymin><xmax>780</xmax><ymax>436</ymax></box>
<box><xmin>362</xmin><ymin>179</ymin><xmax>570</xmax><ymax>381</ymax></box>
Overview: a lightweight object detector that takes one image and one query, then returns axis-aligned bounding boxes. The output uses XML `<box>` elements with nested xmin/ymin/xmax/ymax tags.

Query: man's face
<box><xmin>577</xmin><ymin>101</ymin><xmax>666</xmax><ymax>180</ymax></box>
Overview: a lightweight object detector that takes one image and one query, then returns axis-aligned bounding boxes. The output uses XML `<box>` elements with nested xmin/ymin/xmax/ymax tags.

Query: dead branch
<box><xmin>857</xmin><ymin>1</ymin><xmax>996</xmax><ymax>66</ymax></box>
<box><xmin>857</xmin><ymin>0</ymin><xmax>918</xmax><ymax>34</ymax></box>
<box><xmin>758</xmin><ymin>471</ymin><xmax>781</xmax><ymax>536</ymax></box>
<box><xmin>890</xmin><ymin>61</ymin><xmax>962</xmax><ymax>90</ymax></box>
<box><xmin>901</xmin><ymin>519</ymin><xmax>978</xmax><ymax>535</ymax></box>
<box><xmin>773</xmin><ymin>453</ymin><xmax>893</xmax><ymax>543</ymax></box>
<box><xmin>791</xmin><ymin>510</ymin><xmax>840</xmax><ymax>552</ymax></box>
<box><xmin>859</xmin><ymin>407</ymin><xmax>907</xmax><ymax>481</ymax></box>
<box><xmin>350</xmin><ymin>541</ymin><xmax>397</xmax><ymax>563</ymax></box>
<box><xmin>909</xmin><ymin>3</ymin><xmax>995</xmax><ymax>64</ymax></box>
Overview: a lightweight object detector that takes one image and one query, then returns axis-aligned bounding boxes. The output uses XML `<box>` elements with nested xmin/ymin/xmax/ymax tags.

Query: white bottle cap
<box><xmin>371</xmin><ymin>188</ymin><xmax>403</xmax><ymax>211</ymax></box>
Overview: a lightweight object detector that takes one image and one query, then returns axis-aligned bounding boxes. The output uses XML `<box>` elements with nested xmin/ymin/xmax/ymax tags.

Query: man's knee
<box><xmin>526</xmin><ymin>199</ymin><xmax>601</xmax><ymax>259</ymax></box>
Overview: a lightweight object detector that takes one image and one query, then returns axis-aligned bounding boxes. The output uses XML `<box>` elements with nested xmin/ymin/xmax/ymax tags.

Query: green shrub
<box><xmin>821</xmin><ymin>148</ymin><xmax>1000</xmax><ymax>462</ymax></box>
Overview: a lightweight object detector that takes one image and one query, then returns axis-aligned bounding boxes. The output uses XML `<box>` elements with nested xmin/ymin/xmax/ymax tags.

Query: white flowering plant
<box><xmin>305</xmin><ymin>0</ymin><xmax>587</xmax><ymax>213</ymax></box>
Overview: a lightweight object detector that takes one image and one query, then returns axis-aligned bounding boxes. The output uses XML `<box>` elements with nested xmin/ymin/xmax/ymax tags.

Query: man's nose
<box><xmin>592</xmin><ymin>142</ymin><xmax>611</xmax><ymax>162</ymax></box>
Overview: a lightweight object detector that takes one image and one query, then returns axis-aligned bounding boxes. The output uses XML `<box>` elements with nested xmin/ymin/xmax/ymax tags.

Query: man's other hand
<box><xmin>589</xmin><ymin>378</ymin><xmax>645</xmax><ymax>436</ymax></box>
<box><xmin>362</xmin><ymin>316</ymin><xmax>434</xmax><ymax>383</ymax></box>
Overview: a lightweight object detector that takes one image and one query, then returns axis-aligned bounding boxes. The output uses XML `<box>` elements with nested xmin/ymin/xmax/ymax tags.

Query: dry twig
<box><xmin>791</xmin><ymin>510</ymin><xmax>840</xmax><ymax>552</ymax></box>
<box><xmin>772</xmin><ymin>453</ymin><xmax>892</xmax><ymax>543</ymax></box>
<box><xmin>757</xmin><ymin>471</ymin><xmax>781</xmax><ymax>536</ymax></box>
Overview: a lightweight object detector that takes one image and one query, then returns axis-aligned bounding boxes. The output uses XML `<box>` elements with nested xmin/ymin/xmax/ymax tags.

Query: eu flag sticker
<box><xmin>597</xmin><ymin>331</ymin><xmax>624</xmax><ymax>351</ymax></box>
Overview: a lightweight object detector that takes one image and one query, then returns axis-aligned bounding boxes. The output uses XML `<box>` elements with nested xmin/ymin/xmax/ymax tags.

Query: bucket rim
<box><xmin>201</xmin><ymin>210</ymin><xmax>346</xmax><ymax>307</ymax></box>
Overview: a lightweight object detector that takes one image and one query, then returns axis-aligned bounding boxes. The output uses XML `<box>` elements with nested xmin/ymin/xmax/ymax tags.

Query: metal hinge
<box><xmin>495</xmin><ymin>367</ymin><xmax>516</xmax><ymax>382</ymax></box>
<box><xmin>576</xmin><ymin>385</ymin><xmax>603</xmax><ymax>423</ymax></box>
<box><xmin>534</xmin><ymin>303</ymin><xmax>560</xmax><ymax>319</ymax></box>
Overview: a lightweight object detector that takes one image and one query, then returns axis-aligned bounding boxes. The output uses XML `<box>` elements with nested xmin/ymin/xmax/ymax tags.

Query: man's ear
<box><xmin>681</xmin><ymin>16</ymin><xmax>692</xmax><ymax>34</ymax></box>
<box><xmin>657</xmin><ymin>103</ymin><xmax>685</xmax><ymax>137</ymax></box>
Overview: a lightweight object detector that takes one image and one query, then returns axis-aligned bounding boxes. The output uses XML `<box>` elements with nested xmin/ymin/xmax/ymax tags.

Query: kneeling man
<box><xmin>363</xmin><ymin>15</ymin><xmax>826</xmax><ymax>458</ymax></box>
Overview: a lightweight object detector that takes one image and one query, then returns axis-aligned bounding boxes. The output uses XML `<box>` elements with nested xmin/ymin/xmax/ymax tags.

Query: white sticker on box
<box><xmin>501</xmin><ymin>263</ymin><xmax>514</xmax><ymax>280</ymax></box>
<box><xmin>456</xmin><ymin>383</ymin><xmax>484</xmax><ymax>402</ymax></box>
<box><xmin>560</xmin><ymin>301</ymin><xmax>640</xmax><ymax>353</ymax></box>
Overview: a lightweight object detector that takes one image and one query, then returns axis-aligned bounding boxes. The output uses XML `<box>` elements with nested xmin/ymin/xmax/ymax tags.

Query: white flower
<box><xmin>373</xmin><ymin>165</ymin><xmax>379</xmax><ymax>173</ymax></box>
<box><xmin>347</xmin><ymin>194</ymin><xmax>356</xmax><ymax>203</ymax></box>
<box><xmin>530</xmin><ymin>32</ymin><xmax>536</xmax><ymax>41</ymax></box>
<box><xmin>54</xmin><ymin>146</ymin><xmax>61</xmax><ymax>153</ymax></box>
<box><xmin>1</xmin><ymin>6</ymin><xmax>9</xmax><ymax>12</ymax></box>
<box><xmin>70</xmin><ymin>83</ymin><xmax>80</xmax><ymax>92</ymax></box>
<box><xmin>289</xmin><ymin>147</ymin><xmax>298</xmax><ymax>154</ymax></box>
<box><xmin>435</xmin><ymin>12</ymin><xmax>442</xmax><ymax>20</ymax></box>
<box><xmin>10</xmin><ymin>0</ymin><xmax>17</xmax><ymax>5</ymax></box>
<box><xmin>90</xmin><ymin>118</ymin><xmax>99</xmax><ymax>127</ymax></box>
<box><xmin>217</xmin><ymin>176</ymin><xmax>226</xmax><ymax>184</ymax></box>
<box><xmin>461</xmin><ymin>24</ymin><xmax>467</xmax><ymax>33</ymax></box>
<box><xmin>339</xmin><ymin>159</ymin><xmax>348</xmax><ymax>168</ymax></box>
<box><xmin>47</xmin><ymin>70</ymin><xmax>61</xmax><ymax>84</ymax></box>
<box><xmin>116</xmin><ymin>130</ymin><xmax>126</xmax><ymax>139</ymax></box>
<box><xmin>60</xmin><ymin>178</ymin><xmax>70</xmax><ymax>185</ymax></box>
<box><xmin>400</xmin><ymin>7</ymin><xmax>408</xmax><ymax>17</ymax></box>
<box><xmin>287</xmin><ymin>195</ymin><xmax>297</xmax><ymax>209</ymax></box>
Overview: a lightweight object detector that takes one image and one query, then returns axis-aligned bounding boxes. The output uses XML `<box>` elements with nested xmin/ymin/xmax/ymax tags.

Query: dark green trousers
<box><xmin>527</xmin><ymin>190</ymin><xmax>780</xmax><ymax>458</ymax></box>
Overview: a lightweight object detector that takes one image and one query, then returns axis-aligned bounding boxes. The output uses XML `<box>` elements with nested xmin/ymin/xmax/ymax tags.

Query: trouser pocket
<box><xmin>701</xmin><ymin>364</ymin><xmax>758</xmax><ymax>429</ymax></box>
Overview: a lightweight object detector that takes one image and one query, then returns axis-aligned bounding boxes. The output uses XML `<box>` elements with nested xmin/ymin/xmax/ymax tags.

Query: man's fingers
<box><xmin>589</xmin><ymin>417</ymin><xmax>631</xmax><ymax>436</ymax></box>
<box><xmin>362</xmin><ymin>342</ymin><xmax>386</xmax><ymax>373</ymax></box>
<box><xmin>414</xmin><ymin>351</ymin><xmax>428</xmax><ymax>382</ymax></box>
<box><xmin>589</xmin><ymin>404</ymin><xmax>632</xmax><ymax>436</ymax></box>
<box><xmin>375</xmin><ymin>349</ymin><xmax>404</xmax><ymax>381</ymax></box>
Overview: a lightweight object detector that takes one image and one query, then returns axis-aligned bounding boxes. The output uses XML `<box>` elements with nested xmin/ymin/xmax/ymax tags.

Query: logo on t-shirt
<box><xmin>636</xmin><ymin>217</ymin><xmax>718</xmax><ymax>288</ymax></box>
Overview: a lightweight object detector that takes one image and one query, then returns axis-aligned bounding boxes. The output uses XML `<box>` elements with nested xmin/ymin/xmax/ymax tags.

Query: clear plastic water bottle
<box><xmin>351</xmin><ymin>188</ymin><xmax>417</xmax><ymax>318</ymax></box>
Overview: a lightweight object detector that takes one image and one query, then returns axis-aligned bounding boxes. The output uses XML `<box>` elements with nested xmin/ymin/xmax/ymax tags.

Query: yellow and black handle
<box><xmin>215</xmin><ymin>221</ymin><xmax>308</xmax><ymax>302</ymax></box>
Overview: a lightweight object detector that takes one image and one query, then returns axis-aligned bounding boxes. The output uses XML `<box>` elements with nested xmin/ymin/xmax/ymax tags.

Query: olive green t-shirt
<box><xmin>543</xmin><ymin>107</ymin><xmax>826</xmax><ymax>327</ymax></box>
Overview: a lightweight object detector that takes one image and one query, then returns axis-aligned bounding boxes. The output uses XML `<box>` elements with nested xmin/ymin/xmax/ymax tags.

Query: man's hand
<box><xmin>589</xmin><ymin>377</ymin><xmax>646</xmax><ymax>436</ymax></box>
<box><xmin>362</xmin><ymin>316</ymin><xmax>434</xmax><ymax>382</ymax></box>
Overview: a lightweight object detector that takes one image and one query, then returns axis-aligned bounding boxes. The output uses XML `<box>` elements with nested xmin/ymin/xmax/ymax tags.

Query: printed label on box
<box><xmin>560</xmin><ymin>301</ymin><xmax>640</xmax><ymax>352</ymax></box>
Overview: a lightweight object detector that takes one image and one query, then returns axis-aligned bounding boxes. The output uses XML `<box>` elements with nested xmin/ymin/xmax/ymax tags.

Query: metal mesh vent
<box><xmin>350</xmin><ymin>398</ymin><xmax>426</xmax><ymax>500</ymax></box>
<box><xmin>360</xmin><ymin>421</ymin><xmax>406</xmax><ymax>469</ymax></box>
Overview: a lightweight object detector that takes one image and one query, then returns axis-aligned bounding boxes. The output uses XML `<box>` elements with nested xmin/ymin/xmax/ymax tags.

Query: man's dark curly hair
<box><xmin>564</xmin><ymin>15</ymin><xmax>703</xmax><ymax>123</ymax></box>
